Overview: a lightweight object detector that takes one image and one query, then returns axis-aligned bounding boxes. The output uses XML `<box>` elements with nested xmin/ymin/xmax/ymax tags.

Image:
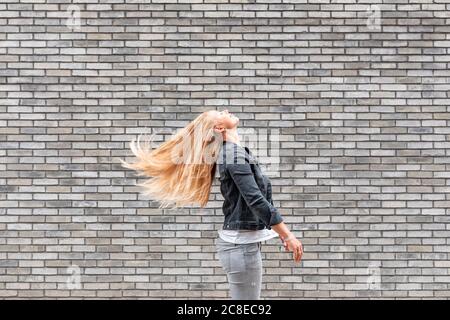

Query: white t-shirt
<box><xmin>218</xmin><ymin>228</ymin><xmax>279</xmax><ymax>244</ymax></box>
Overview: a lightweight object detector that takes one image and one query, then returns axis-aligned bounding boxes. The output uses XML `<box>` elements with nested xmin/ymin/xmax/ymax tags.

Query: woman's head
<box><xmin>209</xmin><ymin>109</ymin><xmax>239</xmax><ymax>134</ymax></box>
<box><xmin>120</xmin><ymin>110</ymin><xmax>237</xmax><ymax>209</ymax></box>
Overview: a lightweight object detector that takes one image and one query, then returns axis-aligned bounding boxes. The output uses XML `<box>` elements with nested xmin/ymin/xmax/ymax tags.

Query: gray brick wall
<box><xmin>1</xmin><ymin>0</ymin><xmax>450</xmax><ymax>299</ymax></box>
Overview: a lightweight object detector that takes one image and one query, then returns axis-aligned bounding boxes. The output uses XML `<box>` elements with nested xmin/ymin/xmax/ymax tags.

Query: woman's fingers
<box><xmin>285</xmin><ymin>240</ymin><xmax>304</xmax><ymax>263</ymax></box>
<box><xmin>294</xmin><ymin>243</ymin><xmax>302</xmax><ymax>262</ymax></box>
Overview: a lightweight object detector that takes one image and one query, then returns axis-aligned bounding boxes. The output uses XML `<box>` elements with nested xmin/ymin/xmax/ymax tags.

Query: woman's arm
<box><xmin>226</xmin><ymin>149</ymin><xmax>283</xmax><ymax>228</ymax></box>
<box><xmin>226</xmin><ymin>147</ymin><xmax>303</xmax><ymax>263</ymax></box>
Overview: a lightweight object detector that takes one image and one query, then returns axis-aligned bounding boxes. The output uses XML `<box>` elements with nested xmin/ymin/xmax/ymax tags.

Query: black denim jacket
<box><xmin>216</xmin><ymin>140</ymin><xmax>284</xmax><ymax>231</ymax></box>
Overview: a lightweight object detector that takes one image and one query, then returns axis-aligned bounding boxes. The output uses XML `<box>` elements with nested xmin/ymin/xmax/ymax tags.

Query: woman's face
<box><xmin>210</xmin><ymin>109</ymin><xmax>239</xmax><ymax>130</ymax></box>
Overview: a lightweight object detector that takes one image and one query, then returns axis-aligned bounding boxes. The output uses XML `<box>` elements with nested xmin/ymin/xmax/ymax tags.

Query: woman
<box><xmin>120</xmin><ymin>110</ymin><xmax>303</xmax><ymax>300</ymax></box>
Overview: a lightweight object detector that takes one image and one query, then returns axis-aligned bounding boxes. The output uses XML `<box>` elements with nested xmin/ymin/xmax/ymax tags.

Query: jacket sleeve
<box><xmin>226</xmin><ymin>149</ymin><xmax>283</xmax><ymax>229</ymax></box>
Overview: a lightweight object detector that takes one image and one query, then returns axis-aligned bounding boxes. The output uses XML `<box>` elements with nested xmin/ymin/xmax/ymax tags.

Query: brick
<box><xmin>0</xmin><ymin>0</ymin><xmax>449</xmax><ymax>300</ymax></box>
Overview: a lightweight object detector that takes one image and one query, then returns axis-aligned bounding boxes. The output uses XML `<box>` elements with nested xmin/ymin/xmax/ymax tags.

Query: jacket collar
<box><xmin>223</xmin><ymin>140</ymin><xmax>251</xmax><ymax>154</ymax></box>
<box><xmin>222</xmin><ymin>140</ymin><xmax>258</xmax><ymax>163</ymax></box>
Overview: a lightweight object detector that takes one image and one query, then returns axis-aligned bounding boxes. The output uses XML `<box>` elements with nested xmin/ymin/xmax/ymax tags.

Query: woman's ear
<box><xmin>213</xmin><ymin>125</ymin><xmax>225</xmax><ymax>134</ymax></box>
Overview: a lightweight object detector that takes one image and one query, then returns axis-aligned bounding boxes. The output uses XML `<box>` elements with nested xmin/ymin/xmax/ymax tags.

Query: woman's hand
<box><xmin>279</xmin><ymin>234</ymin><xmax>303</xmax><ymax>263</ymax></box>
<box><xmin>271</xmin><ymin>222</ymin><xmax>303</xmax><ymax>263</ymax></box>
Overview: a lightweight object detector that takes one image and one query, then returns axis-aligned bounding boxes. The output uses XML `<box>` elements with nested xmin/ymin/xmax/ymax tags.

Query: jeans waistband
<box><xmin>216</xmin><ymin>236</ymin><xmax>262</xmax><ymax>250</ymax></box>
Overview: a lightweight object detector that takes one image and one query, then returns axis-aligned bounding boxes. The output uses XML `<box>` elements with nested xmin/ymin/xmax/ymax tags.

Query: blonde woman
<box><xmin>120</xmin><ymin>110</ymin><xmax>303</xmax><ymax>300</ymax></box>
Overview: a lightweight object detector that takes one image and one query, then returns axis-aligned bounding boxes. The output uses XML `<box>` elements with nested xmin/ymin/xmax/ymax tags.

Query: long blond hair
<box><xmin>119</xmin><ymin>111</ymin><xmax>223</xmax><ymax>209</ymax></box>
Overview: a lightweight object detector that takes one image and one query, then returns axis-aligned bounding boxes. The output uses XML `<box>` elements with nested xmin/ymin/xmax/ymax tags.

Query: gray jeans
<box><xmin>215</xmin><ymin>236</ymin><xmax>263</xmax><ymax>300</ymax></box>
